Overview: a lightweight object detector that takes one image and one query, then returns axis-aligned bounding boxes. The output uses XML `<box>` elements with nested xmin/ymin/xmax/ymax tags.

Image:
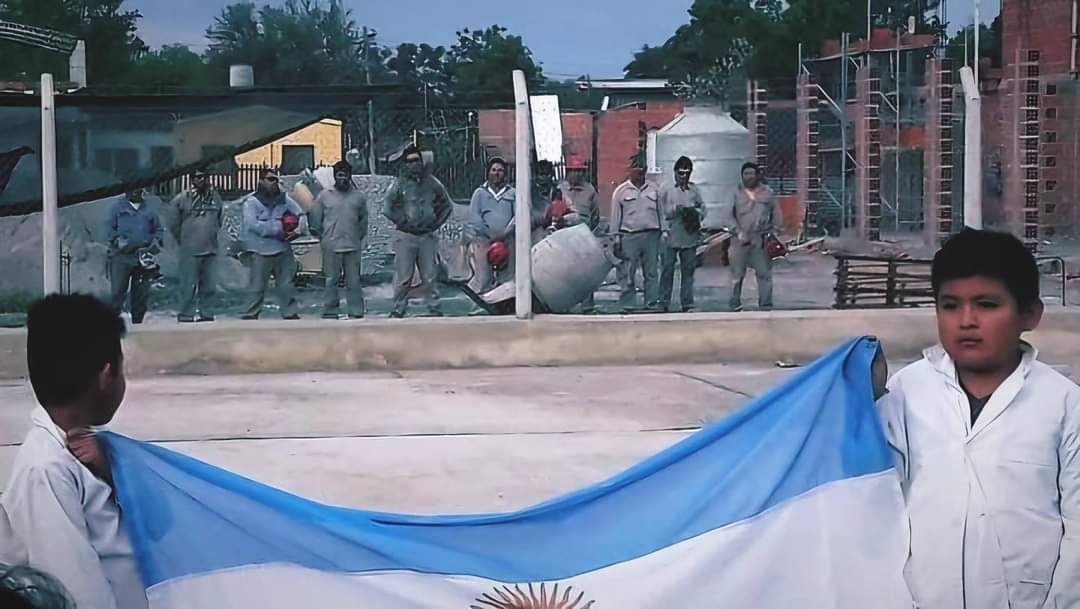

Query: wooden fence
<box><xmin>153</xmin><ymin>164</ymin><xmax>278</xmax><ymax>199</ymax></box>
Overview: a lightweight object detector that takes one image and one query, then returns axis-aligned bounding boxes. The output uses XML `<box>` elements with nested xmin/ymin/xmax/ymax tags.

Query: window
<box><xmin>1046</xmin><ymin>107</ymin><xmax>1058</xmax><ymax>119</ymax></box>
<box><xmin>281</xmin><ymin>145</ymin><xmax>315</xmax><ymax>175</ymax></box>
<box><xmin>93</xmin><ymin>148</ymin><xmax>139</xmax><ymax>175</ymax></box>
<box><xmin>1046</xmin><ymin>180</ymin><xmax>1058</xmax><ymax>191</ymax></box>
<box><xmin>1046</xmin><ymin>84</ymin><xmax>1058</xmax><ymax>95</ymax></box>
<box><xmin>150</xmin><ymin>146</ymin><xmax>174</xmax><ymax>170</ymax></box>
<box><xmin>1044</xmin><ymin>132</ymin><xmax>1058</xmax><ymax>143</ymax></box>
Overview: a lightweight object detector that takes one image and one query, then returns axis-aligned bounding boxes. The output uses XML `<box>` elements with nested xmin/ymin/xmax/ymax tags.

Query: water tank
<box><xmin>652</xmin><ymin>106</ymin><xmax>751</xmax><ymax>230</ymax></box>
<box><xmin>229</xmin><ymin>65</ymin><xmax>255</xmax><ymax>89</ymax></box>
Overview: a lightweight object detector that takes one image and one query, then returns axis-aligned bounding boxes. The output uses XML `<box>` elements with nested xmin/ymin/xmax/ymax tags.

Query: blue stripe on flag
<box><xmin>104</xmin><ymin>336</ymin><xmax>892</xmax><ymax>587</ymax></box>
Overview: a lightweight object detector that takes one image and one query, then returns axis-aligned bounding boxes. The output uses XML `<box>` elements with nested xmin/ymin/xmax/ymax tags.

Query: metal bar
<box><xmin>841</xmin><ymin>33</ymin><xmax>850</xmax><ymax>231</ymax></box>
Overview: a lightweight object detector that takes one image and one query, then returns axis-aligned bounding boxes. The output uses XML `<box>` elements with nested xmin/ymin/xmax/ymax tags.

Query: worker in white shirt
<box><xmin>0</xmin><ymin>294</ymin><xmax>147</xmax><ymax>609</ymax></box>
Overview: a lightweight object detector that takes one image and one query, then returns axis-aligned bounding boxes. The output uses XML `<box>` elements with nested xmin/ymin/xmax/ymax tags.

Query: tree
<box><xmin>624</xmin><ymin>45</ymin><xmax>671</xmax><ymax>79</ymax></box>
<box><xmin>946</xmin><ymin>15</ymin><xmax>1002</xmax><ymax>69</ymax></box>
<box><xmin>443</xmin><ymin>25</ymin><xmax>544</xmax><ymax>105</ymax></box>
<box><xmin>204</xmin><ymin>0</ymin><xmax>366</xmax><ymax>86</ymax></box>
<box><xmin>125</xmin><ymin>44</ymin><xmax>211</xmax><ymax>89</ymax></box>
<box><xmin>0</xmin><ymin>0</ymin><xmax>146</xmax><ymax>84</ymax></box>
<box><xmin>386</xmin><ymin>42</ymin><xmax>450</xmax><ymax>101</ymax></box>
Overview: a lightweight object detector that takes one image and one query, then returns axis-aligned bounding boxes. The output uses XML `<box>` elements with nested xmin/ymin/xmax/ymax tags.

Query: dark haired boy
<box><xmin>0</xmin><ymin>294</ymin><xmax>146</xmax><ymax>609</ymax></box>
<box><xmin>879</xmin><ymin>228</ymin><xmax>1080</xmax><ymax>609</ymax></box>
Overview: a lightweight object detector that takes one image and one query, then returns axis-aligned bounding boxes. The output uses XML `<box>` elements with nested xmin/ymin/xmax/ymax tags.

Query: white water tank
<box><xmin>229</xmin><ymin>65</ymin><xmax>255</xmax><ymax>89</ymax></box>
<box><xmin>652</xmin><ymin>106</ymin><xmax>751</xmax><ymax>230</ymax></box>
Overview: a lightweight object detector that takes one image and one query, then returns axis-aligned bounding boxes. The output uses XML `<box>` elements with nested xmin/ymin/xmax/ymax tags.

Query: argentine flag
<box><xmin>102</xmin><ymin>337</ymin><xmax>912</xmax><ymax>608</ymax></box>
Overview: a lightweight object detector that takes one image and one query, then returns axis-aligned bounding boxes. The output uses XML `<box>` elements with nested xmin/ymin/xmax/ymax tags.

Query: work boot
<box><xmin>197</xmin><ymin>313</ymin><xmax>215</xmax><ymax>322</ymax></box>
<box><xmin>389</xmin><ymin>310</ymin><xmax>405</xmax><ymax>319</ymax></box>
<box><xmin>322</xmin><ymin>312</ymin><xmax>340</xmax><ymax>320</ymax></box>
<box><xmin>177</xmin><ymin>315</ymin><xmax>196</xmax><ymax>323</ymax></box>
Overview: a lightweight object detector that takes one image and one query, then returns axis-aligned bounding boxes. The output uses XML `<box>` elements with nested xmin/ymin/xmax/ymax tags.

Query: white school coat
<box><xmin>879</xmin><ymin>344</ymin><xmax>1080</xmax><ymax>609</ymax></box>
<box><xmin>0</xmin><ymin>407</ymin><xmax>147</xmax><ymax>609</ymax></box>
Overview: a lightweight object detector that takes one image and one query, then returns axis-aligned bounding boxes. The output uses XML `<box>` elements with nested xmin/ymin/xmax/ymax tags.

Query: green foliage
<box><xmin>626</xmin><ymin>0</ymin><xmax>948</xmax><ymax>101</ymax></box>
<box><xmin>204</xmin><ymin>0</ymin><xmax>367</xmax><ymax>86</ymax></box>
<box><xmin>443</xmin><ymin>25</ymin><xmax>545</xmax><ymax>105</ymax></box>
<box><xmin>0</xmin><ymin>0</ymin><xmax>146</xmax><ymax>83</ymax></box>
<box><xmin>126</xmin><ymin>44</ymin><xmax>211</xmax><ymax>89</ymax></box>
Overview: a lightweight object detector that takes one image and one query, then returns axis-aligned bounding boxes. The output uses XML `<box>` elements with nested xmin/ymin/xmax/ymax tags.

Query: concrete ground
<box><xmin>0</xmin><ymin>363</ymin><xmax>811</xmax><ymax>514</ymax></box>
<box><xmin>4</xmin><ymin>357</ymin><xmax>1078</xmax><ymax>515</ymax></box>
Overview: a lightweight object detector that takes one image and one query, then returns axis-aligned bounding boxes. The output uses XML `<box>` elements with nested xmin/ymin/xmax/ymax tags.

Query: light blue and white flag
<box><xmin>102</xmin><ymin>337</ymin><xmax>912</xmax><ymax>609</ymax></box>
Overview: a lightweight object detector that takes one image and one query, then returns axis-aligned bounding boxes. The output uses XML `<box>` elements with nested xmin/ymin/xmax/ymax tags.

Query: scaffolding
<box><xmin>796</xmin><ymin>29</ymin><xmax>954</xmax><ymax>241</ymax></box>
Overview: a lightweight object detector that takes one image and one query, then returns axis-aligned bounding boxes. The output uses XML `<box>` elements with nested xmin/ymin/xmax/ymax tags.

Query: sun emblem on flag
<box><xmin>470</xmin><ymin>583</ymin><xmax>594</xmax><ymax>609</ymax></box>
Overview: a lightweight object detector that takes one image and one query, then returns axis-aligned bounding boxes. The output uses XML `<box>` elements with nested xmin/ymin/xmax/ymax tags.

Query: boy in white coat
<box><xmin>0</xmin><ymin>294</ymin><xmax>146</xmax><ymax>609</ymax></box>
<box><xmin>879</xmin><ymin>229</ymin><xmax>1080</xmax><ymax>609</ymax></box>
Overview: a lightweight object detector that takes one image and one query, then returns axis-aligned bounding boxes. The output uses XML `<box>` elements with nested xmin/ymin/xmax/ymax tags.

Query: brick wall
<box><xmin>478</xmin><ymin>110</ymin><xmax>595</xmax><ymax>165</ymax></box>
<box><xmin>595</xmin><ymin>102</ymin><xmax>684</xmax><ymax>216</ymax></box>
<box><xmin>987</xmin><ymin>0</ymin><xmax>1079</xmax><ymax>237</ymax></box>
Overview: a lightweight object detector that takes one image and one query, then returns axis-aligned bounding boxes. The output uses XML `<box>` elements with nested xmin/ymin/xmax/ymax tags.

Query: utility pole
<box><xmin>362</xmin><ymin>26</ymin><xmax>377</xmax><ymax>175</ymax></box>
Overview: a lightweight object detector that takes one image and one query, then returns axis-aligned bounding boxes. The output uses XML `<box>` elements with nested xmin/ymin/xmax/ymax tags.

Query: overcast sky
<box><xmin>128</xmin><ymin>0</ymin><xmax>695</xmax><ymax>79</ymax></box>
<box><xmin>127</xmin><ymin>0</ymin><xmax>1001</xmax><ymax>79</ymax></box>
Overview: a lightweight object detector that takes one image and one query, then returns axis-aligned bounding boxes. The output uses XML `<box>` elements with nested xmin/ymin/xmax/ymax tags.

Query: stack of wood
<box><xmin>833</xmin><ymin>254</ymin><xmax>935</xmax><ymax>309</ymax></box>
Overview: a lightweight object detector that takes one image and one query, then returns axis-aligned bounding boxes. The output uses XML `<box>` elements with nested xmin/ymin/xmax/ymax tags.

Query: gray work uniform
<box><xmin>103</xmin><ymin>198</ymin><xmax>164</xmax><ymax>323</ymax></box>
<box><xmin>383</xmin><ymin>173</ymin><xmax>453</xmax><ymax>316</ymax></box>
<box><xmin>466</xmin><ymin>183</ymin><xmax>516</xmax><ymax>293</ymax></box>
<box><xmin>168</xmin><ymin>188</ymin><xmax>223</xmax><ymax>320</ymax></box>
<box><xmin>727</xmin><ymin>185</ymin><xmax>776</xmax><ymax>310</ymax></box>
<box><xmin>658</xmin><ymin>182</ymin><xmax>706</xmax><ymax>311</ymax></box>
<box><xmin>559</xmin><ymin>180</ymin><xmax>601</xmax><ymax>311</ymax></box>
<box><xmin>240</xmin><ymin>193</ymin><xmax>308</xmax><ymax>319</ymax></box>
<box><xmin>611</xmin><ymin>180</ymin><xmax>663</xmax><ymax>309</ymax></box>
<box><xmin>310</xmin><ymin>187</ymin><xmax>368</xmax><ymax>318</ymax></box>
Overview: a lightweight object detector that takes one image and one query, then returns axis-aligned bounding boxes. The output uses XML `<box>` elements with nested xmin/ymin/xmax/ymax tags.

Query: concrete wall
<box><xmin>2</xmin><ymin>309</ymin><xmax>1079</xmax><ymax>378</ymax></box>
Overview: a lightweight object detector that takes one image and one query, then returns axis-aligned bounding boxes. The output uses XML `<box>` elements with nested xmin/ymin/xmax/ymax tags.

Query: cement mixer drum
<box><xmin>531</xmin><ymin>224</ymin><xmax>616</xmax><ymax>313</ymax></box>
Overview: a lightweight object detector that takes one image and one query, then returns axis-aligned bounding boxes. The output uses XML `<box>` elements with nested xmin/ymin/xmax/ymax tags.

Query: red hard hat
<box><xmin>565</xmin><ymin>155</ymin><xmax>587</xmax><ymax>171</ymax></box>
<box><xmin>549</xmin><ymin>200</ymin><xmax>572</xmax><ymax>222</ymax></box>
<box><xmin>281</xmin><ymin>212</ymin><xmax>300</xmax><ymax>233</ymax></box>
<box><xmin>486</xmin><ymin>241</ymin><xmax>510</xmax><ymax>271</ymax></box>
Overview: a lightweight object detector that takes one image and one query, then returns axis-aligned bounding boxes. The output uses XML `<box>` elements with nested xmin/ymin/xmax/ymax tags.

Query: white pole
<box><xmin>41</xmin><ymin>73</ymin><xmax>61</xmax><ymax>294</ymax></box>
<box><xmin>512</xmin><ymin>70</ymin><xmax>533</xmax><ymax>319</ymax></box>
<box><xmin>959</xmin><ymin>66</ymin><xmax>983</xmax><ymax>229</ymax></box>
<box><xmin>974</xmin><ymin>0</ymin><xmax>981</xmax><ymax>83</ymax></box>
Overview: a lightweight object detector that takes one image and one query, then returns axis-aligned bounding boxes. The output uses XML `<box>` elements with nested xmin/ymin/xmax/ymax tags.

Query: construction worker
<box><xmin>310</xmin><ymin>160</ymin><xmax>368</xmax><ymax>319</ymax></box>
<box><xmin>658</xmin><ymin>156</ymin><xmax>706</xmax><ymax>312</ymax></box>
<box><xmin>467</xmin><ymin>156</ymin><xmax>515</xmax><ymax>293</ymax></box>
<box><xmin>168</xmin><ymin>167</ymin><xmax>223</xmax><ymax>323</ymax></box>
<box><xmin>530</xmin><ymin>160</ymin><xmax>556</xmax><ymax>244</ymax></box>
<box><xmin>383</xmin><ymin>144</ymin><xmax>453</xmax><ymax>318</ymax></box>
<box><xmin>727</xmin><ymin>162</ymin><xmax>776</xmax><ymax>311</ymax></box>
<box><xmin>103</xmin><ymin>187</ymin><xmax>163</xmax><ymax>324</ymax></box>
<box><xmin>557</xmin><ymin>155</ymin><xmax>601</xmax><ymax>312</ymax></box>
<box><xmin>611</xmin><ymin>159</ymin><xmax>663</xmax><ymax>311</ymax></box>
<box><xmin>240</xmin><ymin>168</ymin><xmax>308</xmax><ymax>320</ymax></box>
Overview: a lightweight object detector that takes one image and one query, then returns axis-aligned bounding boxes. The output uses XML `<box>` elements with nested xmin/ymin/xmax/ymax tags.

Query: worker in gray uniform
<box><xmin>726</xmin><ymin>162</ymin><xmax>777</xmax><ymax>311</ymax></box>
<box><xmin>466</xmin><ymin>156</ymin><xmax>515</xmax><ymax>293</ymax></box>
<box><xmin>610</xmin><ymin>160</ymin><xmax>663</xmax><ymax>311</ymax></box>
<box><xmin>240</xmin><ymin>168</ymin><xmax>308</xmax><ymax>320</ymax></box>
<box><xmin>103</xmin><ymin>187</ymin><xmax>163</xmax><ymax>324</ymax></box>
<box><xmin>658</xmin><ymin>156</ymin><xmax>706</xmax><ymax>312</ymax></box>
<box><xmin>557</xmin><ymin>155</ymin><xmax>601</xmax><ymax>312</ymax></box>
<box><xmin>168</xmin><ymin>167</ymin><xmax>223</xmax><ymax>323</ymax></box>
<box><xmin>310</xmin><ymin>160</ymin><xmax>368</xmax><ymax>319</ymax></box>
<box><xmin>383</xmin><ymin>144</ymin><xmax>453</xmax><ymax>318</ymax></box>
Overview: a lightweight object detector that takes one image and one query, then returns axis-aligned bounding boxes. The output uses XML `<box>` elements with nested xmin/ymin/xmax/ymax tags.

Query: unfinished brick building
<box><xmin>981</xmin><ymin>0</ymin><xmax>1080</xmax><ymax>242</ymax></box>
